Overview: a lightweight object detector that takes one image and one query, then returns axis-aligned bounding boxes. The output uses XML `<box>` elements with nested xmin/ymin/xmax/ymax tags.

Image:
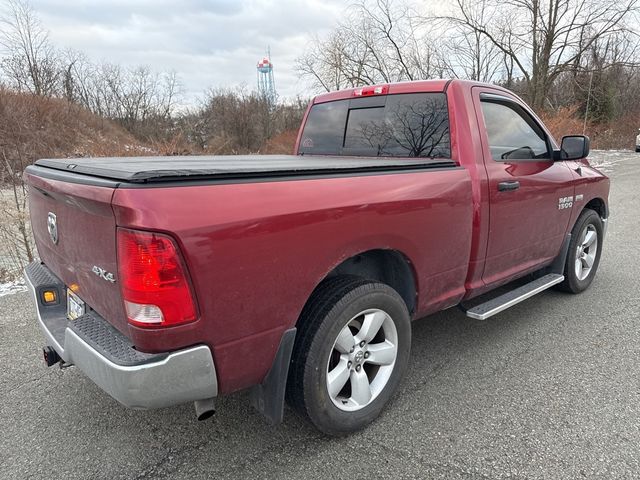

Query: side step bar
<box><xmin>463</xmin><ymin>273</ymin><xmax>564</xmax><ymax>320</ymax></box>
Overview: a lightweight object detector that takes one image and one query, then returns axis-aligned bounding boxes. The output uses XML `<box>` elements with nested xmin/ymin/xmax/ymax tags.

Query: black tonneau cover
<box><xmin>35</xmin><ymin>155</ymin><xmax>455</xmax><ymax>184</ymax></box>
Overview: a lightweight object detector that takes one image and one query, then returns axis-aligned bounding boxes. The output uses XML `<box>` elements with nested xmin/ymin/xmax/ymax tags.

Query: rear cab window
<box><xmin>298</xmin><ymin>93</ymin><xmax>451</xmax><ymax>158</ymax></box>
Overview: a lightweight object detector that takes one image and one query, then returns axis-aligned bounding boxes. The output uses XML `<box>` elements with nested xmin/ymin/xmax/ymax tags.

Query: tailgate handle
<box><xmin>498</xmin><ymin>181</ymin><xmax>520</xmax><ymax>192</ymax></box>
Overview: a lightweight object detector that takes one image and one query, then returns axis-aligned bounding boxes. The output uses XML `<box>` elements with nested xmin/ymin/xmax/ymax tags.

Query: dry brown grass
<box><xmin>587</xmin><ymin>113</ymin><xmax>640</xmax><ymax>150</ymax></box>
<box><xmin>539</xmin><ymin>106</ymin><xmax>585</xmax><ymax>142</ymax></box>
<box><xmin>540</xmin><ymin>105</ymin><xmax>639</xmax><ymax>150</ymax></box>
<box><xmin>149</xmin><ymin>133</ymin><xmax>201</xmax><ymax>156</ymax></box>
<box><xmin>0</xmin><ymin>88</ymin><xmax>156</xmax><ymax>167</ymax></box>
<box><xmin>262</xmin><ymin>129</ymin><xmax>298</xmax><ymax>154</ymax></box>
<box><xmin>0</xmin><ymin>90</ymin><xmax>160</xmax><ymax>281</ymax></box>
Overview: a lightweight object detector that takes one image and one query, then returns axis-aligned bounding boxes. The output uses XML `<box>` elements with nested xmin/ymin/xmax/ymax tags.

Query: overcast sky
<box><xmin>30</xmin><ymin>0</ymin><xmax>345</xmax><ymax>104</ymax></box>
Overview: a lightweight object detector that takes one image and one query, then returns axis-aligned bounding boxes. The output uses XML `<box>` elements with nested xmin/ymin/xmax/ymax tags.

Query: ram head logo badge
<box><xmin>47</xmin><ymin>212</ymin><xmax>58</xmax><ymax>245</ymax></box>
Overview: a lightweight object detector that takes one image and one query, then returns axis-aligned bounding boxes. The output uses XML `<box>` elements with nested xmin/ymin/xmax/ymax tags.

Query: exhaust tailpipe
<box><xmin>194</xmin><ymin>398</ymin><xmax>216</xmax><ymax>421</ymax></box>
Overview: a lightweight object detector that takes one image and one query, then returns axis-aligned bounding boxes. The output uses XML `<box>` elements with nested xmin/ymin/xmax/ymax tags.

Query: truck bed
<box><xmin>34</xmin><ymin>155</ymin><xmax>456</xmax><ymax>184</ymax></box>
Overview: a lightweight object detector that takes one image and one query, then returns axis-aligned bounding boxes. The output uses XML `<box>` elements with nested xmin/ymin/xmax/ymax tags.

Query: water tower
<box><xmin>257</xmin><ymin>49</ymin><xmax>276</xmax><ymax>105</ymax></box>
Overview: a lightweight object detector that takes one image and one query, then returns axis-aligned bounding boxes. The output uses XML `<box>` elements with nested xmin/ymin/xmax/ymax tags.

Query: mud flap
<box><xmin>546</xmin><ymin>233</ymin><xmax>572</xmax><ymax>275</ymax></box>
<box><xmin>249</xmin><ymin>327</ymin><xmax>296</xmax><ymax>425</ymax></box>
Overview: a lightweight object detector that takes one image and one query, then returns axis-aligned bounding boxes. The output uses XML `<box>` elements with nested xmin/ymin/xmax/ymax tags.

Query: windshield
<box><xmin>298</xmin><ymin>93</ymin><xmax>450</xmax><ymax>158</ymax></box>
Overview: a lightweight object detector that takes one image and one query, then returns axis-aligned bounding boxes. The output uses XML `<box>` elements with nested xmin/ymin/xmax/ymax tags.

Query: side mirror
<box><xmin>554</xmin><ymin>135</ymin><xmax>590</xmax><ymax>161</ymax></box>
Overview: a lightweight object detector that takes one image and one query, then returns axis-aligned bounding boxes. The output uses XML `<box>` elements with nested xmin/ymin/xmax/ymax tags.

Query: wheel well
<box><xmin>325</xmin><ymin>249</ymin><xmax>417</xmax><ymax>314</ymax></box>
<box><xmin>585</xmin><ymin>198</ymin><xmax>607</xmax><ymax>219</ymax></box>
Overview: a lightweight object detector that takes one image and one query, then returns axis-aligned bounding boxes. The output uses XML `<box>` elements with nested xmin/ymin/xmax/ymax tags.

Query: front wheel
<box><xmin>286</xmin><ymin>276</ymin><xmax>411</xmax><ymax>436</ymax></box>
<box><xmin>557</xmin><ymin>209</ymin><xmax>604</xmax><ymax>293</ymax></box>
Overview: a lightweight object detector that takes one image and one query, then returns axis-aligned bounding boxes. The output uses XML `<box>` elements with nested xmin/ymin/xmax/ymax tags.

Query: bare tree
<box><xmin>448</xmin><ymin>0</ymin><xmax>639</xmax><ymax>109</ymax></box>
<box><xmin>297</xmin><ymin>26</ymin><xmax>384</xmax><ymax>91</ymax></box>
<box><xmin>566</xmin><ymin>31</ymin><xmax>640</xmax><ymax>121</ymax></box>
<box><xmin>0</xmin><ymin>149</ymin><xmax>33</xmax><ymax>267</ymax></box>
<box><xmin>297</xmin><ymin>0</ymin><xmax>442</xmax><ymax>91</ymax></box>
<box><xmin>438</xmin><ymin>0</ymin><xmax>505</xmax><ymax>82</ymax></box>
<box><xmin>59</xmin><ymin>58</ymin><xmax>183</xmax><ymax>138</ymax></box>
<box><xmin>0</xmin><ymin>0</ymin><xmax>60</xmax><ymax>96</ymax></box>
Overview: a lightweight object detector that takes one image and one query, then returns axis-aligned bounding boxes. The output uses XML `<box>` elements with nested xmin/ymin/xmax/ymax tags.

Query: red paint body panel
<box><xmin>445</xmin><ymin>82</ymin><xmax>491</xmax><ymax>295</ymax></box>
<box><xmin>311</xmin><ymin>80</ymin><xmax>450</xmax><ymax>105</ymax></box>
<box><xmin>566</xmin><ymin>160</ymin><xmax>611</xmax><ymax>227</ymax></box>
<box><xmin>25</xmin><ymin>79</ymin><xmax>610</xmax><ymax>396</ymax></box>
<box><xmin>112</xmin><ymin>170</ymin><xmax>473</xmax><ymax>393</ymax></box>
<box><xmin>26</xmin><ymin>173</ymin><xmax>128</xmax><ymax>334</ymax></box>
<box><xmin>469</xmin><ymin>86</ymin><xmax>575</xmax><ymax>287</ymax></box>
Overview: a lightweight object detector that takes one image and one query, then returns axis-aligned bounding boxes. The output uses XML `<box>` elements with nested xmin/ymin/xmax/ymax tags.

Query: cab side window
<box><xmin>481</xmin><ymin>99</ymin><xmax>549</xmax><ymax>161</ymax></box>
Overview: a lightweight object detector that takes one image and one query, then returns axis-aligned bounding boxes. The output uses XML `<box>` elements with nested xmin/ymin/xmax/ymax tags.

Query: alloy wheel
<box><xmin>575</xmin><ymin>224</ymin><xmax>598</xmax><ymax>281</ymax></box>
<box><xmin>326</xmin><ymin>308</ymin><xmax>398</xmax><ymax>412</ymax></box>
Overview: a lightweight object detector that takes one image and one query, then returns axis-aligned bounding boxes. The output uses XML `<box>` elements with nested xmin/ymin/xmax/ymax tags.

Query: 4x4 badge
<box><xmin>92</xmin><ymin>266</ymin><xmax>116</xmax><ymax>283</ymax></box>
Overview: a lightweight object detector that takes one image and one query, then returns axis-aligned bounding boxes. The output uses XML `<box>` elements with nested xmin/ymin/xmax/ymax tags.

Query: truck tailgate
<box><xmin>25</xmin><ymin>170</ymin><xmax>127</xmax><ymax>334</ymax></box>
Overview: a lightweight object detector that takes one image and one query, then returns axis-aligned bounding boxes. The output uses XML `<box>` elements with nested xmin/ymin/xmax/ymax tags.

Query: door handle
<box><xmin>498</xmin><ymin>181</ymin><xmax>520</xmax><ymax>191</ymax></box>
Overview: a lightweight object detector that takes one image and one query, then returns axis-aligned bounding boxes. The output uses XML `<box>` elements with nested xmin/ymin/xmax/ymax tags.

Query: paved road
<box><xmin>1</xmin><ymin>152</ymin><xmax>639</xmax><ymax>479</ymax></box>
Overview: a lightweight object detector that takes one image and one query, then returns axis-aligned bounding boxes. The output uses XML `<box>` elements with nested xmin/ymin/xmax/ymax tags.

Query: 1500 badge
<box><xmin>558</xmin><ymin>196</ymin><xmax>574</xmax><ymax>210</ymax></box>
<box><xmin>92</xmin><ymin>266</ymin><xmax>116</xmax><ymax>283</ymax></box>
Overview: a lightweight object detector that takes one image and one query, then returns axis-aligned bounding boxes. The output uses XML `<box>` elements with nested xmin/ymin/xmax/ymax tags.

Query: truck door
<box><xmin>472</xmin><ymin>88</ymin><xmax>575</xmax><ymax>286</ymax></box>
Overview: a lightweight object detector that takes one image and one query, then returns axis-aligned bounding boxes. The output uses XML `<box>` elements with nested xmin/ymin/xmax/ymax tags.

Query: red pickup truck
<box><xmin>24</xmin><ymin>80</ymin><xmax>609</xmax><ymax>436</ymax></box>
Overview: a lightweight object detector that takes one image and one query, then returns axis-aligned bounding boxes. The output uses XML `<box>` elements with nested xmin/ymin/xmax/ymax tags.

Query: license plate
<box><xmin>67</xmin><ymin>289</ymin><xmax>86</xmax><ymax>320</ymax></box>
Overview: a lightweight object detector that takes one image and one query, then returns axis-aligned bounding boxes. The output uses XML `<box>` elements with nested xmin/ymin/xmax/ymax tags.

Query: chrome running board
<box><xmin>463</xmin><ymin>273</ymin><xmax>564</xmax><ymax>320</ymax></box>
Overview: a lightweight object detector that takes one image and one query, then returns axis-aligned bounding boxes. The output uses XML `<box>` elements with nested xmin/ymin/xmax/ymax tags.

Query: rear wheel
<box><xmin>286</xmin><ymin>276</ymin><xmax>411</xmax><ymax>436</ymax></box>
<box><xmin>557</xmin><ymin>209</ymin><xmax>603</xmax><ymax>293</ymax></box>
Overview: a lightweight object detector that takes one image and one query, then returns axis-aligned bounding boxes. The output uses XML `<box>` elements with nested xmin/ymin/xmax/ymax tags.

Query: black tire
<box><xmin>286</xmin><ymin>276</ymin><xmax>411</xmax><ymax>436</ymax></box>
<box><xmin>557</xmin><ymin>208</ymin><xmax>603</xmax><ymax>293</ymax></box>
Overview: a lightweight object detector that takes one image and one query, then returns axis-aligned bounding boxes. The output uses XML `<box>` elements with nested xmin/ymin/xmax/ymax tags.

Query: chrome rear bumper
<box><xmin>25</xmin><ymin>262</ymin><xmax>218</xmax><ymax>409</ymax></box>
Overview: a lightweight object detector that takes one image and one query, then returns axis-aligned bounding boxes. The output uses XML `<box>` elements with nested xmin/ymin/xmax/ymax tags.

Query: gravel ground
<box><xmin>1</xmin><ymin>151</ymin><xmax>639</xmax><ymax>479</ymax></box>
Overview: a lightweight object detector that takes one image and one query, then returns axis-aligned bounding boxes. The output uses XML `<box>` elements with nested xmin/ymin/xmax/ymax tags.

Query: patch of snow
<box><xmin>124</xmin><ymin>144</ymin><xmax>154</xmax><ymax>153</ymax></box>
<box><xmin>0</xmin><ymin>278</ymin><xmax>28</xmax><ymax>297</ymax></box>
<box><xmin>587</xmin><ymin>150</ymin><xmax>633</xmax><ymax>173</ymax></box>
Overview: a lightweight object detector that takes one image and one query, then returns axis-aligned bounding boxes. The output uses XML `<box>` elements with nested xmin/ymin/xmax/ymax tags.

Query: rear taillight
<box><xmin>117</xmin><ymin>228</ymin><xmax>197</xmax><ymax>328</ymax></box>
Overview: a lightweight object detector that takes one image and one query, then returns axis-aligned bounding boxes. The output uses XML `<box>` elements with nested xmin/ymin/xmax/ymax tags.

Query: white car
<box><xmin>636</xmin><ymin>128</ymin><xmax>640</xmax><ymax>152</ymax></box>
